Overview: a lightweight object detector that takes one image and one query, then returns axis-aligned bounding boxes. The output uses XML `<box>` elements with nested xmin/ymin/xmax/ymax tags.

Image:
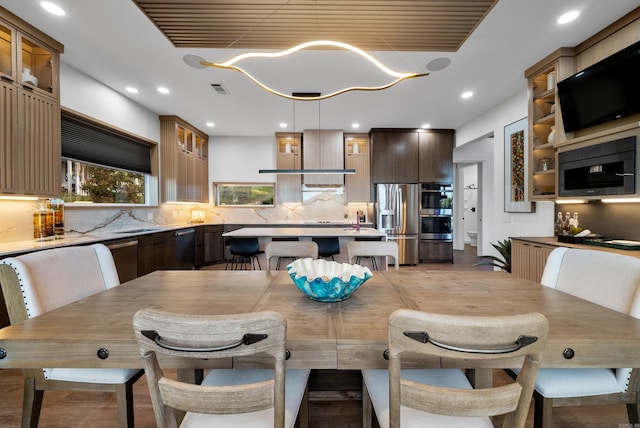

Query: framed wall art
<box><xmin>504</xmin><ymin>117</ymin><xmax>534</xmax><ymax>213</ymax></box>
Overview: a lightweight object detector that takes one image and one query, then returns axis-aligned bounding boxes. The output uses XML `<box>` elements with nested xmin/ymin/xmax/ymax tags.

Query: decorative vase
<box><xmin>285</xmin><ymin>142</ymin><xmax>292</xmax><ymax>153</ymax></box>
<box><xmin>352</xmin><ymin>142</ymin><xmax>359</xmax><ymax>154</ymax></box>
<box><xmin>547</xmin><ymin>71</ymin><xmax>555</xmax><ymax>91</ymax></box>
<box><xmin>547</xmin><ymin>126</ymin><xmax>556</xmax><ymax>145</ymax></box>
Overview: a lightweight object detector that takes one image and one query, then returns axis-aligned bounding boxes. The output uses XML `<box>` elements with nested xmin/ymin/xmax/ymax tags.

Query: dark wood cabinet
<box><xmin>137</xmin><ymin>231</ymin><xmax>176</xmax><ymax>276</ymax></box>
<box><xmin>370</xmin><ymin>130</ymin><xmax>419</xmax><ymax>183</ymax></box>
<box><xmin>418</xmin><ymin>130</ymin><xmax>453</xmax><ymax>183</ymax></box>
<box><xmin>204</xmin><ymin>225</ymin><xmax>224</xmax><ymax>264</ymax></box>
<box><xmin>103</xmin><ymin>238</ymin><xmax>139</xmax><ymax>283</ymax></box>
<box><xmin>419</xmin><ymin>240</ymin><xmax>453</xmax><ymax>263</ymax></box>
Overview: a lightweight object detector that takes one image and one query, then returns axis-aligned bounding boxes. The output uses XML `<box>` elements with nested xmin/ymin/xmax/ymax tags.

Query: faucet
<box><xmin>354</xmin><ymin>210</ymin><xmax>361</xmax><ymax>231</ymax></box>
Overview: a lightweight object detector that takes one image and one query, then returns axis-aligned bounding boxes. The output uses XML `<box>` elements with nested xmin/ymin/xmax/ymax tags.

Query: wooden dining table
<box><xmin>1</xmin><ymin>269</ymin><xmax>640</xmax><ymax>374</ymax></box>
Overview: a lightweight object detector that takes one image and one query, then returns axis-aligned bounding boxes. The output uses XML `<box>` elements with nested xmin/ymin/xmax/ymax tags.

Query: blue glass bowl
<box><xmin>287</xmin><ymin>258</ymin><xmax>372</xmax><ymax>302</ymax></box>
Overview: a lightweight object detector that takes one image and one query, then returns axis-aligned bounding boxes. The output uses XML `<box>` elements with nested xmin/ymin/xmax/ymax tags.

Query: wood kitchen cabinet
<box><xmin>203</xmin><ymin>225</ymin><xmax>224</xmax><ymax>264</ymax></box>
<box><xmin>160</xmin><ymin>115</ymin><xmax>209</xmax><ymax>203</ymax></box>
<box><xmin>511</xmin><ymin>238</ymin><xmax>557</xmax><ymax>283</ymax></box>
<box><xmin>525</xmin><ymin>48</ymin><xmax>575</xmax><ymax>200</ymax></box>
<box><xmin>0</xmin><ymin>8</ymin><xmax>63</xmax><ymax>197</ymax></box>
<box><xmin>418</xmin><ymin>130</ymin><xmax>454</xmax><ymax>183</ymax></box>
<box><xmin>137</xmin><ymin>231</ymin><xmax>176</xmax><ymax>276</ymax></box>
<box><xmin>370</xmin><ymin>129</ymin><xmax>419</xmax><ymax>183</ymax></box>
<box><xmin>275</xmin><ymin>132</ymin><xmax>302</xmax><ymax>203</ymax></box>
<box><xmin>303</xmin><ymin>129</ymin><xmax>344</xmax><ymax>185</ymax></box>
<box><xmin>419</xmin><ymin>240</ymin><xmax>453</xmax><ymax>263</ymax></box>
<box><xmin>344</xmin><ymin>133</ymin><xmax>370</xmax><ymax>202</ymax></box>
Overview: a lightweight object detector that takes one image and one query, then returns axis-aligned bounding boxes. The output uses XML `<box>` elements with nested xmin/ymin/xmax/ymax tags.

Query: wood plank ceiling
<box><xmin>131</xmin><ymin>0</ymin><xmax>498</xmax><ymax>51</ymax></box>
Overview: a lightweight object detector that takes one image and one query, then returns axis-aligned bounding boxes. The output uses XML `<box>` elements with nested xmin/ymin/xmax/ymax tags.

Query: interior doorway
<box><xmin>454</xmin><ymin>162</ymin><xmax>483</xmax><ymax>256</ymax></box>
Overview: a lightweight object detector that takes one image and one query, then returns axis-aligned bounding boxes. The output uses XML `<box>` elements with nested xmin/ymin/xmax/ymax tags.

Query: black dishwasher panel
<box><xmin>175</xmin><ymin>228</ymin><xmax>196</xmax><ymax>270</ymax></box>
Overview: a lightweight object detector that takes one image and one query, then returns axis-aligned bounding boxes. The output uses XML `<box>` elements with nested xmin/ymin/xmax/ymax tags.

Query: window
<box><xmin>61</xmin><ymin>110</ymin><xmax>156</xmax><ymax>205</ymax></box>
<box><xmin>214</xmin><ymin>183</ymin><xmax>275</xmax><ymax>206</ymax></box>
<box><xmin>61</xmin><ymin>160</ymin><xmax>145</xmax><ymax>204</ymax></box>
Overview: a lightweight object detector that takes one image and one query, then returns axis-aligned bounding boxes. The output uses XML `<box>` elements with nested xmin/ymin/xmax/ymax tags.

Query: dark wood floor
<box><xmin>0</xmin><ymin>246</ymin><xmax>630</xmax><ymax>427</ymax></box>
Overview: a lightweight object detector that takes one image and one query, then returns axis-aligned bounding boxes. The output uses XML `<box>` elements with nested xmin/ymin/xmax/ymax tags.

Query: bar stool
<box><xmin>312</xmin><ymin>237</ymin><xmax>340</xmax><ymax>261</ymax></box>
<box><xmin>352</xmin><ymin>237</ymin><xmax>383</xmax><ymax>270</ymax></box>
<box><xmin>226</xmin><ymin>237</ymin><xmax>262</xmax><ymax>270</ymax></box>
<box><xmin>269</xmin><ymin>237</ymin><xmax>300</xmax><ymax>270</ymax></box>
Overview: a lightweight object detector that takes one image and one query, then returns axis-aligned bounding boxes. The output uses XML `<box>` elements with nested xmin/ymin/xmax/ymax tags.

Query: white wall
<box><xmin>209</xmin><ymin>136</ymin><xmax>276</xmax><ymax>182</ymax></box>
<box><xmin>454</xmin><ymin>90</ymin><xmax>554</xmax><ymax>257</ymax></box>
<box><xmin>60</xmin><ymin>63</ymin><xmax>160</xmax><ymax>142</ymax></box>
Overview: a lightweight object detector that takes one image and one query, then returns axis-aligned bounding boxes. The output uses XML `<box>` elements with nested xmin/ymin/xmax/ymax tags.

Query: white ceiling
<box><xmin>1</xmin><ymin>0</ymin><xmax>638</xmax><ymax>137</ymax></box>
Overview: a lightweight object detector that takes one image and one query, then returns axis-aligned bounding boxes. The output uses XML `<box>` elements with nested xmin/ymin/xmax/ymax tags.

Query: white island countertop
<box><xmin>222</xmin><ymin>227</ymin><xmax>386</xmax><ymax>238</ymax></box>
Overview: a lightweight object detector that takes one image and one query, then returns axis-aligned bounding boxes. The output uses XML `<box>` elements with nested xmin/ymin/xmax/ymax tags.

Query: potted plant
<box><xmin>475</xmin><ymin>239</ymin><xmax>511</xmax><ymax>273</ymax></box>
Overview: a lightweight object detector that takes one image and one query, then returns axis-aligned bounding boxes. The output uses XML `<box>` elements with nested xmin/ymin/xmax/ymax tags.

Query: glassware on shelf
<box><xmin>538</xmin><ymin>157</ymin><xmax>554</xmax><ymax>172</ymax></box>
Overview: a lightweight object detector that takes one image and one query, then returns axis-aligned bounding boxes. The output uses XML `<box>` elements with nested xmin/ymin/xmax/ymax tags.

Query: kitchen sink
<box><xmin>114</xmin><ymin>228</ymin><xmax>161</xmax><ymax>233</ymax></box>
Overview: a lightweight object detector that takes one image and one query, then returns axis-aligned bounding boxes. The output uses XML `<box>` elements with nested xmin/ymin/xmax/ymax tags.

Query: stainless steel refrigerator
<box><xmin>376</xmin><ymin>183</ymin><xmax>420</xmax><ymax>265</ymax></box>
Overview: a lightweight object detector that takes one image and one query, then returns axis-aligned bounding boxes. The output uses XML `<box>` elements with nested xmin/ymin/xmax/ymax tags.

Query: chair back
<box><xmin>133</xmin><ymin>308</ymin><xmax>288</xmax><ymax>428</ymax></box>
<box><xmin>229</xmin><ymin>237</ymin><xmax>260</xmax><ymax>256</ymax></box>
<box><xmin>541</xmin><ymin>247</ymin><xmax>640</xmax><ymax>314</ymax></box>
<box><xmin>347</xmin><ymin>240</ymin><xmax>399</xmax><ymax>270</ymax></box>
<box><xmin>541</xmin><ymin>247</ymin><xmax>640</xmax><ymax>393</ymax></box>
<box><xmin>0</xmin><ymin>244</ymin><xmax>119</xmax><ymax>322</ymax></box>
<box><xmin>387</xmin><ymin>308</ymin><xmax>548</xmax><ymax>428</ymax></box>
<box><xmin>265</xmin><ymin>241</ymin><xmax>318</xmax><ymax>272</ymax></box>
<box><xmin>312</xmin><ymin>237</ymin><xmax>340</xmax><ymax>258</ymax></box>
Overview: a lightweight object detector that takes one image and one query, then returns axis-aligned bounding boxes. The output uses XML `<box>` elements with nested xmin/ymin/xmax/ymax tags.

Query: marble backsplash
<box><xmin>0</xmin><ymin>192</ymin><xmax>373</xmax><ymax>244</ymax></box>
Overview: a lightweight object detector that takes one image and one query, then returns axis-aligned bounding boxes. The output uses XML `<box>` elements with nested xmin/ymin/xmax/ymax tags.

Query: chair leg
<box><xmin>22</xmin><ymin>378</ymin><xmax>43</xmax><ymax>428</ymax></box>
<box><xmin>362</xmin><ymin>378</ymin><xmax>373</xmax><ymax>428</ymax></box>
<box><xmin>627</xmin><ymin>400</ymin><xmax>640</xmax><ymax>424</ymax></box>
<box><xmin>115</xmin><ymin>381</ymin><xmax>135</xmax><ymax>428</ymax></box>
<box><xmin>533</xmin><ymin>393</ymin><xmax>554</xmax><ymax>428</ymax></box>
<box><xmin>296</xmin><ymin>384</ymin><xmax>309</xmax><ymax>428</ymax></box>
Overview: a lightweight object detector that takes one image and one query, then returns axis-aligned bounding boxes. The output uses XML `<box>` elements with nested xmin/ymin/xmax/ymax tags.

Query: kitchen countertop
<box><xmin>0</xmin><ymin>225</ymin><xmax>199</xmax><ymax>258</ymax></box>
<box><xmin>222</xmin><ymin>226</ymin><xmax>385</xmax><ymax>238</ymax></box>
<box><xmin>0</xmin><ymin>223</ymin><xmax>381</xmax><ymax>258</ymax></box>
<box><xmin>511</xmin><ymin>236</ymin><xmax>640</xmax><ymax>257</ymax></box>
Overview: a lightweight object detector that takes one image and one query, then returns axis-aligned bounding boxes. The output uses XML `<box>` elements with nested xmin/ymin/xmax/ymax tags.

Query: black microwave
<box><xmin>558</xmin><ymin>137</ymin><xmax>636</xmax><ymax>197</ymax></box>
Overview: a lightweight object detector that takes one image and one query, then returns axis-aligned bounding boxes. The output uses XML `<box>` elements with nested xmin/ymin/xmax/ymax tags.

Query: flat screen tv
<box><xmin>557</xmin><ymin>39</ymin><xmax>640</xmax><ymax>133</ymax></box>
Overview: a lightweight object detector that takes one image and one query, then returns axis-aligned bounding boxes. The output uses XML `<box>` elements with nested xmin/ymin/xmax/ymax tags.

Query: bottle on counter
<box><xmin>33</xmin><ymin>200</ymin><xmax>54</xmax><ymax>241</ymax></box>
<box><xmin>50</xmin><ymin>198</ymin><xmax>65</xmax><ymax>239</ymax></box>
<box><xmin>554</xmin><ymin>212</ymin><xmax>563</xmax><ymax>236</ymax></box>
<box><xmin>570</xmin><ymin>212</ymin><xmax>580</xmax><ymax>234</ymax></box>
<box><xmin>562</xmin><ymin>212</ymin><xmax>571</xmax><ymax>235</ymax></box>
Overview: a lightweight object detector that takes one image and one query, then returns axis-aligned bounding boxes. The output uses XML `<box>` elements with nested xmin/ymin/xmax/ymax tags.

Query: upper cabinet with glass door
<box><xmin>0</xmin><ymin>8</ymin><xmax>62</xmax><ymax>99</ymax></box>
<box><xmin>0</xmin><ymin>22</ymin><xmax>15</xmax><ymax>81</ymax></box>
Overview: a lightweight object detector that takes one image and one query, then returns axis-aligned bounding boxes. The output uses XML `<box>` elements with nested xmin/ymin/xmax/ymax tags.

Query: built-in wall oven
<box><xmin>420</xmin><ymin>183</ymin><xmax>453</xmax><ymax>240</ymax></box>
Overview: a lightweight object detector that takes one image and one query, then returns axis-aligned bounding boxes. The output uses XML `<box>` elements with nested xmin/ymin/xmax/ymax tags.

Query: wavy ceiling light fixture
<box><xmin>183</xmin><ymin>40</ymin><xmax>429</xmax><ymax>101</ymax></box>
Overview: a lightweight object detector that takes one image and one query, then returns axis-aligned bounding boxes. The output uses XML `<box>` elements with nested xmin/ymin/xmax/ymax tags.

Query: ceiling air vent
<box><xmin>211</xmin><ymin>83</ymin><xmax>229</xmax><ymax>95</ymax></box>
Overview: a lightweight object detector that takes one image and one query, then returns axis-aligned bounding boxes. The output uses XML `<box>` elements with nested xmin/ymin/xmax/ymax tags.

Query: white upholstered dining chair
<box><xmin>0</xmin><ymin>244</ymin><xmax>143</xmax><ymax>428</ymax></box>
<box><xmin>347</xmin><ymin>240</ymin><xmax>399</xmax><ymax>270</ymax></box>
<box><xmin>362</xmin><ymin>308</ymin><xmax>549</xmax><ymax>428</ymax></box>
<box><xmin>133</xmin><ymin>308</ymin><xmax>310</xmax><ymax>428</ymax></box>
<box><xmin>521</xmin><ymin>247</ymin><xmax>640</xmax><ymax>428</ymax></box>
<box><xmin>264</xmin><ymin>240</ymin><xmax>318</xmax><ymax>272</ymax></box>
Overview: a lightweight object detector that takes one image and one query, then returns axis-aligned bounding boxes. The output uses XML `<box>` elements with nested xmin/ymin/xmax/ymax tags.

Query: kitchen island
<box><xmin>223</xmin><ymin>227</ymin><xmax>387</xmax><ymax>263</ymax></box>
<box><xmin>222</xmin><ymin>226</ymin><xmax>385</xmax><ymax>238</ymax></box>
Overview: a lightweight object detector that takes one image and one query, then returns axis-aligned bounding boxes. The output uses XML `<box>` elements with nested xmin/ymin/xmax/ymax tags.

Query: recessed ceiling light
<box><xmin>157</xmin><ymin>87</ymin><xmax>170</xmax><ymax>94</ymax></box>
<box><xmin>352</xmin><ymin>123</ymin><xmax>360</xmax><ymax>129</ymax></box>
<box><xmin>206</xmin><ymin>122</ymin><xmax>215</xmax><ymax>127</ymax></box>
<box><xmin>40</xmin><ymin>2</ymin><xmax>65</xmax><ymax>16</ymax></box>
<box><xmin>421</xmin><ymin>123</ymin><xmax>431</xmax><ymax>129</ymax></box>
<box><xmin>461</xmin><ymin>91</ymin><xmax>473</xmax><ymax>99</ymax></box>
<box><xmin>279</xmin><ymin>122</ymin><xmax>287</xmax><ymax>128</ymax></box>
<box><xmin>125</xmin><ymin>87</ymin><xmax>138</xmax><ymax>94</ymax></box>
<box><xmin>558</xmin><ymin>10</ymin><xmax>580</xmax><ymax>24</ymax></box>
